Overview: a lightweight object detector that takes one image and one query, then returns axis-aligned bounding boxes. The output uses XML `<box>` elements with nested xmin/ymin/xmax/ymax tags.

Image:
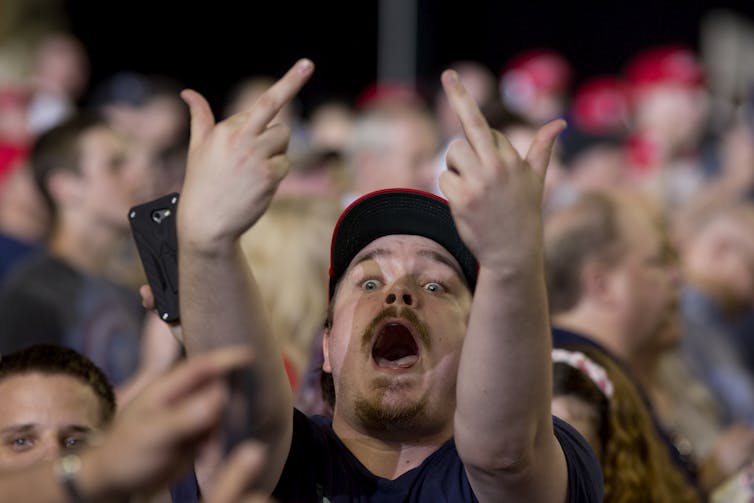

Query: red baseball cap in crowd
<box><xmin>355</xmin><ymin>82</ymin><xmax>425</xmax><ymax>110</ymax></box>
<box><xmin>570</xmin><ymin>76</ymin><xmax>631</xmax><ymax>136</ymax></box>
<box><xmin>624</xmin><ymin>44</ymin><xmax>705</xmax><ymax>89</ymax></box>
<box><xmin>328</xmin><ymin>189</ymin><xmax>478</xmax><ymax>299</ymax></box>
<box><xmin>500</xmin><ymin>49</ymin><xmax>572</xmax><ymax>110</ymax></box>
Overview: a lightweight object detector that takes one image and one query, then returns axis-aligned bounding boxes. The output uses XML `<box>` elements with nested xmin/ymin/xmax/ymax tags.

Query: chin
<box><xmin>354</xmin><ymin>393</ymin><xmax>429</xmax><ymax>433</ymax></box>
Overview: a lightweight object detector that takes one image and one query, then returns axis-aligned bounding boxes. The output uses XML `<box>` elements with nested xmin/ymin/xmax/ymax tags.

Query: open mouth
<box><xmin>371</xmin><ymin>322</ymin><xmax>420</xmax><ymax>369</ymax></box>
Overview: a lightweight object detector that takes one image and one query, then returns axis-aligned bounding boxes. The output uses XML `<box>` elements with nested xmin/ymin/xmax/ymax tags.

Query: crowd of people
<box><xmin>0</xmin><ymin>24</ymin><xmax>754</xmax><ymax>503</ymax></box>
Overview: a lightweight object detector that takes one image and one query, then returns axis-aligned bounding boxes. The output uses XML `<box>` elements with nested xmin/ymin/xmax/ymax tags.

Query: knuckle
<box><xmin>275</xmin><ymin>124</ymin><xmax>292</xmax><ymax>140</ymax></box>
<box><xmin>468</xmin><ymin>114</ymin><xmax>488</xmax><ymax>131</ymax></box>
<box><xmin>255</xmin><ymin>93</ymin><xmax>279</xmax><ymax>112</ymax></box>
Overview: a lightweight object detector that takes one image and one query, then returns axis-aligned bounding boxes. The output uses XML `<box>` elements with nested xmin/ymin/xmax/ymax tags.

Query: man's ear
<box><xmin>322</xmin><ymin>328</ymin><xmax>332</xmax><ymax>373</ymax></box>
<box><xmin>47</xmin><ymin>170</ymin><xmax>83</xmax><ymax>210</ymax></box>
<box><xmin>581</xmin><ymin>259</ymin><xmax>615</xmax><ymax>307</ymax></box>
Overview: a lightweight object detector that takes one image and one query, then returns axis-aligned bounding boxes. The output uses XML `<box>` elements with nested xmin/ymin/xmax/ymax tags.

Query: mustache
<box><xmin>360</xmin><ymin>306</ymin><xmax>430</xmax><ymax>352</ymax></box>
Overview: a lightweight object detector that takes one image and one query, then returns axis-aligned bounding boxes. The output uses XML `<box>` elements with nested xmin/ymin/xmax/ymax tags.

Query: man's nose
<box><xmin>385</xmin><ymin>286</ymin><xmax>414</xmax><ymax>306</ymax></box>
<box><xmin>39</xmin><ymin>439</ymin><xmax>62</xmax><ymax>462</ymax></box>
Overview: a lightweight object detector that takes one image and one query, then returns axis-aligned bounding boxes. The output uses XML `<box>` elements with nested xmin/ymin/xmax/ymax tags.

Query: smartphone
<box><xmin>128</xmin><ymin>192</ymin><xmax>180</xmax><ymax>322</ymax></box>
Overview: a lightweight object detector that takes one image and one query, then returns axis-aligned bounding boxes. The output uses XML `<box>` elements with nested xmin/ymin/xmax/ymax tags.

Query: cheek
<box><xmin>0</xmin><ymin>443</ymin><xmax>44</xmax><ymax>470</ymax></box>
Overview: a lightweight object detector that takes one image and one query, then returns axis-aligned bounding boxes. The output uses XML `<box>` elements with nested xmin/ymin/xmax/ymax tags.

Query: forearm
<box><xmin>455</xmin><ymin>257</ymin><xmax>553</xmax><ymax>469</ymax></box>
<box><xmin>180</xmin><ymin>239</ymin><xmax>290</xmax><ymax>390</ymax></box>
<box><xmin>179</xmin><ymin>240</ymin><xmax>292</xmax><ymax>489</ymax></box>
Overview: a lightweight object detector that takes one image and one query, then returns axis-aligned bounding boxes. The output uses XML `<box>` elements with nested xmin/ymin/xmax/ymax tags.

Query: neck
<box><xmin>553</xmin><ymin>307</ymin><xmax>632</xmax><ymax>363</ymax></box>
<box><xmin>49</xmin><ymin>216</ymin><xmax>125</xmax><ymax>277</ymax></box>
<box><xmin>630</xmin><ymin>346</ymin><xmax>661</xmax><ymax>391</ymax></box>
<box><xmin>331</xmin><ymin>411</ymin><xmax>450</xmax><ymax>479</ymax></box>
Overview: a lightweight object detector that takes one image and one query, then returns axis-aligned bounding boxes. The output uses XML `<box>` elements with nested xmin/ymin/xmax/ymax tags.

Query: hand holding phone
<box><xmin>128</xmin><ymin>193</ymin><xmax>180</xmax><ymax>322</ymax></box>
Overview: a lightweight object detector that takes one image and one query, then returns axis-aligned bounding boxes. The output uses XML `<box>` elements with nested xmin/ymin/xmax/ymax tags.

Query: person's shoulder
<box><xmin>553</xmin><ymin>415</ymin><xmax>604</xmax><ymax>503</ymax></box>
<box><xmin>3</xmin><ymin>252</ymin><xmax>80</xmax><ymax>290</ymax></box>
<box><xmin>290</xmin><ymin>409</ymin><xmax>337</xmax><ymax>452</ymax></box>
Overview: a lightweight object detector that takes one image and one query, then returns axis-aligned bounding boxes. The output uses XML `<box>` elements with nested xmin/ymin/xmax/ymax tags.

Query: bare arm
<box><xmin>440</xmin><ymin>70</ymin><xmax>568</xmax><ymax>503</ymax></box>
<box><xmin>177</xmin><ymin>60</ymin><xmax>314</xmax><ymax>493</ymax></box>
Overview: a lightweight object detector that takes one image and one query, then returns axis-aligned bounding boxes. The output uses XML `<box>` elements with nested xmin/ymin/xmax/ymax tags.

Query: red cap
<box><xmin>570</xmin><ymin>76</ymin><xmax>631</xmax><ymax>135</ymax></box>
<box><xmin>0</xmin><ymin>143</ymin><xmax>28</xmax><ymax>188</ymax></box>
<box><xmin>625</xmin><ymin>45</ymin><xmax>704</xmax><ymax>89</ymax></box>
<box><xmin>501</xmin><ymin>49</ymin><xmax>572</xmax><ymax>95</ymax></box>
<box><xmin>355</xmin><ymin>82</ymin><xmax>424</xmax><ymax>110</ymax></box>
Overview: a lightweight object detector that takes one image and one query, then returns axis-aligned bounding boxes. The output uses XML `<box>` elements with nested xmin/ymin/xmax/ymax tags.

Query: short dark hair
<box><xmin>30</xmin><ymin>112</ymin><xmax>107</xmax><ymax>215</ymax></box>
<box><xmin>0</xmin><ymin>344</ymin><xmax>116</xmax><ymax>424</ymax></box>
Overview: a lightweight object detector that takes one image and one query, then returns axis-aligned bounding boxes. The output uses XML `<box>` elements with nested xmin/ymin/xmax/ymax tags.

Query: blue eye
<box><xmin>63</xmin><ymin>437</ymin><xmax>85</xmax><ymax>450</ymax></box>
<box><xmin>424</xmin><ymin>282</ymin><xmax>443</xmax><ymax>293</ymax></box>
<box><xmin>362</xmin><ymin>279</ymin><xmax>381</xmax><ymax>291</ymax></box>
<box><xmin>11</xmin><ymin>437</ymin><xmax>31</xmax><ymax>450</ymax></box>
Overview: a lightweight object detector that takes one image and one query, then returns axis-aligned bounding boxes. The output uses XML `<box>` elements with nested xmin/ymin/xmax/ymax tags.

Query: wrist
<box><xmin>178</xmin><ymin>228</ymin><xmax>239</xmax><ymax>258</ymax></box>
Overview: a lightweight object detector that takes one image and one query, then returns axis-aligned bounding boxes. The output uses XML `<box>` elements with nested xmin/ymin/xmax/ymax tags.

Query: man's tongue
<box><xmin>372</xmin><ymin>323</ymin><xmax>419</xmax><ymax>369</ymax></box>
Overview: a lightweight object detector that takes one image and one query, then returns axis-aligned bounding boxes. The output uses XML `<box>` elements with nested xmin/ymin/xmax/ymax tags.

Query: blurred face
<box><xmin>714</xmin><ymin>221</ymin><xmax>754</xmax><ymax>312</ymax></box>
<box><xmin>609</xmin><ymin>206</ymin><xmax>680</xmax><ymax>352</ymax></box>
<box><xmin>729</xmin><ymin>234</ymin><xmax>754</xmax><ymax>309</ymax></box>
<box><xmin>570</xmin><ymin>145</ymin><xmax>629</xmax><ymax>191</ymax></box>
<box><xmin>0</xmin><ymin>373</ymin><xmax>103</xmax><ymax>470</ymax></box>
<box><xmin>380</xmin><ymin>114</ymin><xmax>439</xmax><ymax>193</ymax></box>
<box><xmin>134</xmin><ymin>97</ymin><xmax>187</xmax><ymax>150</ymax></box>
<box><xmin>324</xmin><ymin>235</ymin><xmax>472</xmax><ymax>438</ymax></box>
<box><xmin>636</xmin><ymin>84</ymin><xmax>708</xmax><ymax>152</ymax></box>
<box><xmin>75</xmin><ymin>126</ymin><xmax>150</xmax><ymax>228</ymax></box>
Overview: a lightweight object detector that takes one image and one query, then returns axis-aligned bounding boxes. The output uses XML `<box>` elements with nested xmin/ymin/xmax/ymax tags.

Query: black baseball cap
<box><xmin>328</xmin><ymin>188</ymin><xmax>478</xmax><ymax>299</ymax></box>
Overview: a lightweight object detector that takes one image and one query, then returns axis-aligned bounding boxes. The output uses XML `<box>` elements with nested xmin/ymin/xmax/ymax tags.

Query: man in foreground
<box><xmin>175</xmin><ymin>59</ymin><xmax>602</xmax><ymax>501</ymax></box>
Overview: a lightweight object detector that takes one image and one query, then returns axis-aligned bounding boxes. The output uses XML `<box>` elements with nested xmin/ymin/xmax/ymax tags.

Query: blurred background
<box><xmin>2</xmin><ymin>0</ymin><xmax>753</xmax><ymax>114</ymax></box>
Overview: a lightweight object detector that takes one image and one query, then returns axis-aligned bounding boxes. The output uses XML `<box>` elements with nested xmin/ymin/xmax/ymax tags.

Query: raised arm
<box><xmin>177</xmin><ymin>59</ymin><xmax>314</xmax><ymax>493</ymax></box>
<box><xmin>439</xmin><ymin>70</ymin><xmax>568</xmax><ymax>502</ymax></box>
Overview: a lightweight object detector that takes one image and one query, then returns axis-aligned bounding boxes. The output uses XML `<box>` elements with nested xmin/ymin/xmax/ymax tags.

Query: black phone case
<box><xmin>128</xmin><ymin>192</ymin><xmax>180</xmax><ymax>322</ymax></box>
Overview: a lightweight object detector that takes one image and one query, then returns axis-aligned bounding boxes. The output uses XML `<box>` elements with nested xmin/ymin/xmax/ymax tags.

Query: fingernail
<box><xmin>443</xmin><ymin>70</ymin><xmax>459</xmax><ymax>85</ymax></box>
<box><xmin>297</xmin><ymin>59</ymin><xmax>313</xmax><ymax>75</ymax></box>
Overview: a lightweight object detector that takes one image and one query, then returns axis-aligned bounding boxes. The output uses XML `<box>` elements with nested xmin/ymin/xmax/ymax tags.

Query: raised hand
<box><xmin>178</xmin><ymin>59</ymin><xmax>314</xmax><ymax>253</ymax></box>
<box><xmin>439</xmin><ymin>69</ymin><xmax>565</xmax><ymax>272</ymax></box>
<box><xmin>204</xmin><ymin>441</ymin><xmax>272</xmax><ymax>503</ymax></box>
<box><xmin>88</xmin><ymin>348</ymin><xmax>253</xmax><ymax>498</ymax></box>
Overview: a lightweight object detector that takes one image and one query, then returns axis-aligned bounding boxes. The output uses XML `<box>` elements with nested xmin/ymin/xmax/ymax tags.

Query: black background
<box><xmin>65</xmin><ymin>0</ymin><xmax>754</xmax><ymax>115</ymax></box>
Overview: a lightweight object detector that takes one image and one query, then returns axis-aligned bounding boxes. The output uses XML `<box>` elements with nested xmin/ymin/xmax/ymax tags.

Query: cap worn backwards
<box><xmin>328</xmin><ymin>189</ymin><xmax>478</xmax><ymax>300</ymax></box>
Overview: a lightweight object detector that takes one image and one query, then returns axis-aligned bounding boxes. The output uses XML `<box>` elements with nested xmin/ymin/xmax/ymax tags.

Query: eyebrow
<box><xmin>0</xmin><ymin>424</ymin><xmax>35</xmax><ymax>435</ymax></box>
<box><xmin>58</xmin><ymin>425</ymin><xmax>93</xmax><ymax>435</ymax></box>
<box><xmin>351</xmin><ymin>247</ymin><xmax>464</xmax><ymax>279</ymax></box>
<box><xmin>0</xmin><ymin>424</ymin><xmax>94</xmax><ymax>436</ymax></box>
<box><xmin>350</xmin><ymin>248</ymin><xmax>392</xmax><ymax>269</ymax></box>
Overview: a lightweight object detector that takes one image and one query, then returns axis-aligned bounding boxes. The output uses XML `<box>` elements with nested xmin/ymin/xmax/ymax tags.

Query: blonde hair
<box><xmin>241</xmin><ymin>197</ymin><xmax>340</xmax><ymax>375</ymax></box>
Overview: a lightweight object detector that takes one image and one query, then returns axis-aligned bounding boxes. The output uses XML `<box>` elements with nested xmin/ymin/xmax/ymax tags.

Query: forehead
<box><xmin>0</xmin><ymin>373</ymin><xmax>103</xmax><ymax>428</ymax></box>
<box><xmin>79</xmin><ymin>125</ymin><xmax>123</xmax><ymax>156</ymax></box>
<box><xmin>618</xmin><ymin>204</ymin><xmax>662</xmax><ymax>250</ymax></box>
<box><xmin>348</xmin><ymin>234</ymin><xmax>463</xmax><ymax>274</ymax></box>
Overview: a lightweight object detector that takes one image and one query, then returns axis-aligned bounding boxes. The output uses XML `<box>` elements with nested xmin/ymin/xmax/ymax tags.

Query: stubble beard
<box><xmin>353</xmin><ymin>383</ymin><xmax>429</xmax><ymax>433</ymax></box>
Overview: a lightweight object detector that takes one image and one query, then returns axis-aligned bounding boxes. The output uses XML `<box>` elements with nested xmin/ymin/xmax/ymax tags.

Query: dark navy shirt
<box><xmin>171</xmin><ymin>408</ymin><xmax>603</xmax><ymax>502</ymax></box>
